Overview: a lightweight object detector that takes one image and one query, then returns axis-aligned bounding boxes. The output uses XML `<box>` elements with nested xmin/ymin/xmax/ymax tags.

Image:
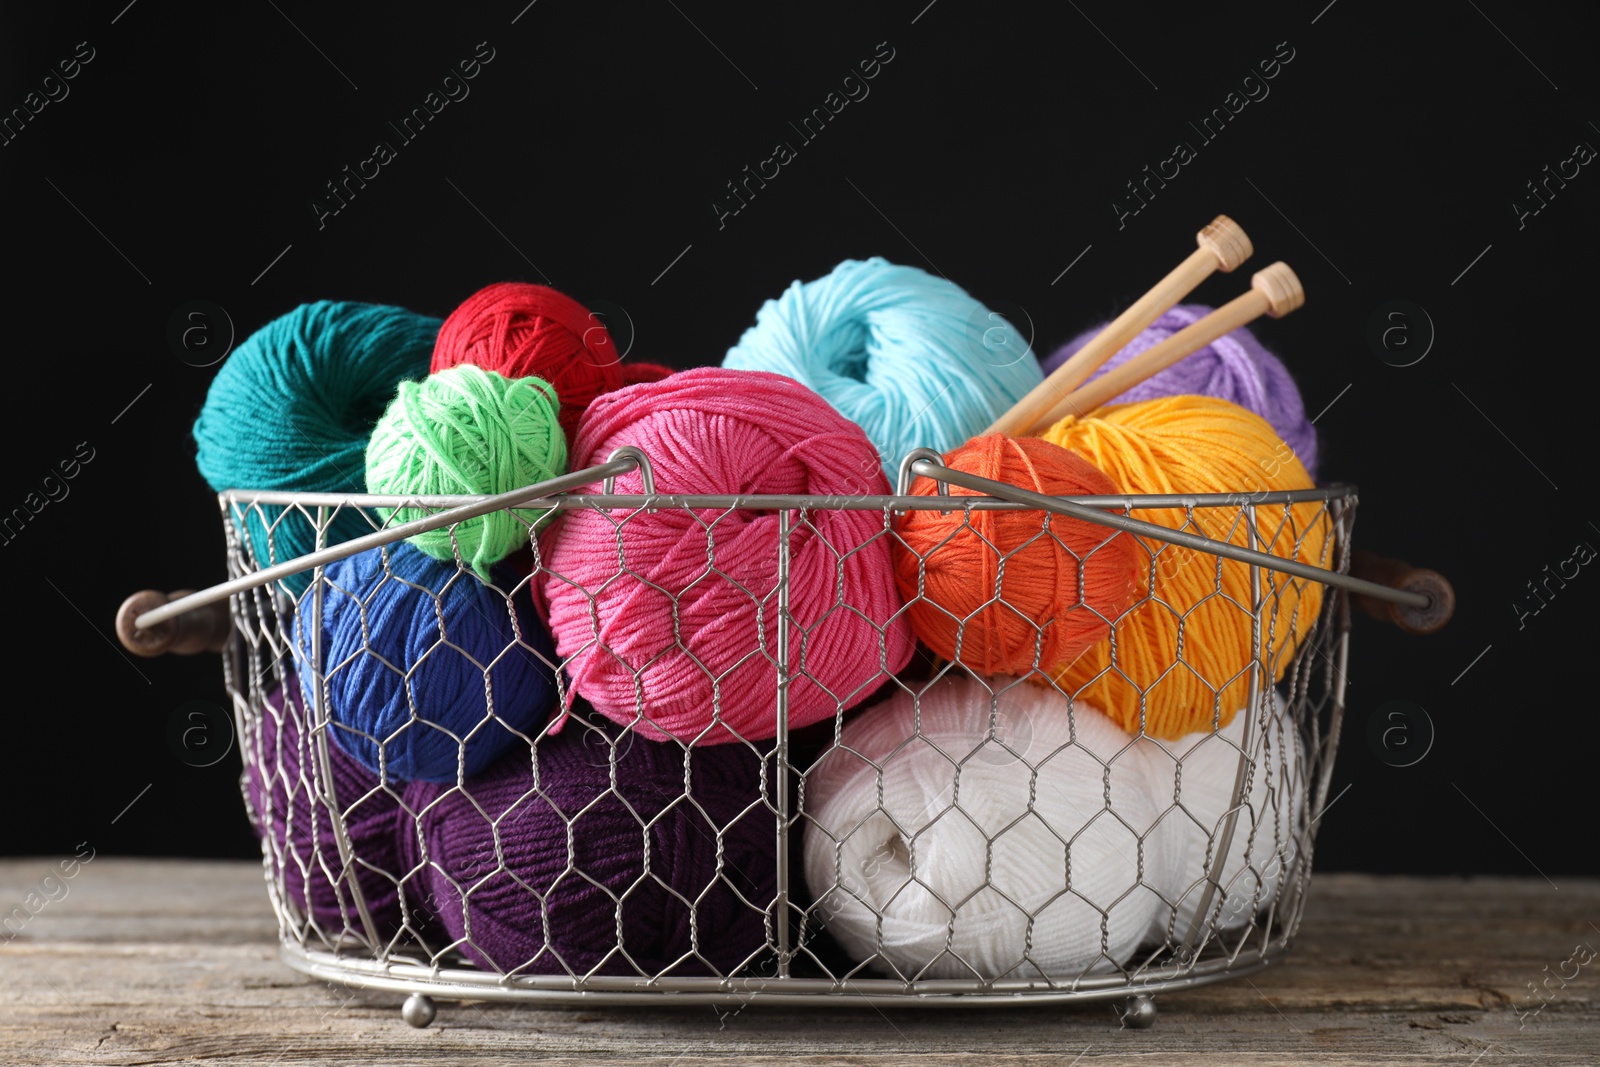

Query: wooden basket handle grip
<box><xmin>1349</xmin><ymin>551</ymin><xmax>1455</xmax><ymax>635</ymax></box>
<box><xmin>115</xmin><ymin>590</ymin><xmax>231</xmax><ymax>657</ymax></box>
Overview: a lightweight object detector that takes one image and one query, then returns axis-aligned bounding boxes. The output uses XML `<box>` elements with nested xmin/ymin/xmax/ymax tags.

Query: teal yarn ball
<box><xmin>723</xmin><ymin>258</ymin><xmax>1044</xmax><ymax>484</ymax></box>
<box><xmin>193</xmin><ymin>302</ymin><xmax>440</xmax><ymax>596</ymax></box>
<box><xmin>365</xmin><ymin>365</ymin><xmax>567</xmax><ymax>579</ymax></box>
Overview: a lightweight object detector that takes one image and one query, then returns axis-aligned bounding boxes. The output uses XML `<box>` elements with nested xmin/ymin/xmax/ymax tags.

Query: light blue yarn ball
<box><xmin>723</xmin><ymin>258</ymin><xmax>1043</xmax><ymax>485</ymax></box>
<box><xmin>193</xmin><ymin>301</ymin><xmax>440</xmax><ymax>596</ymax></box>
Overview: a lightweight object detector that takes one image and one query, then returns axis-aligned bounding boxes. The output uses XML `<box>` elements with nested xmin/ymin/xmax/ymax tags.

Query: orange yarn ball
<box><xmin>891</xmin><ymin>435</ymin><xmax>1141</xmax><ymax>678</ymax></box>
<box><xmin>1038</xmin><ymin>396</ymin><xmax>1331</xmax><ymax>740</ymax></box>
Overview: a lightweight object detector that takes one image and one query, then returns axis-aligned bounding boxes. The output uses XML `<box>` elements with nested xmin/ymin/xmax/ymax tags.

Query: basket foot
<box><xmin>1121</xmin><ymin>993</ymin><xmax>1157</xmax><ymax>1029</ymax></box>
<box><xmin>401</xmin><ymin>993</ymin><xmax>437</xmax><ymax>1029</ymax></box>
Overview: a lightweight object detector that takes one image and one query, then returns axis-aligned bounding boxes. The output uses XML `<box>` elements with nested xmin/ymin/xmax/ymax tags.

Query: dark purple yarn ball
<box><xmin>401</xmin><ymin>719</ymin><xmax>775</xmax><ymax>977</ymax></box>
<box><xmin>244</xmin><ymin>681</ymin><xmax>408</xmax><ymax>940</ymax></box>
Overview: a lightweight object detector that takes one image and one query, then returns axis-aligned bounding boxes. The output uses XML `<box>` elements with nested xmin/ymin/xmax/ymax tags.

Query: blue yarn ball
<box><xmin>723</xmin><ymin>258</ymin><xmax>1043</xmax><ymax>484</ymax></box>
<box><xmin>291</xmin><ymin>542</ymin><xmax>560</xmax><ymax>784</ymax></box>
<box><xmin>193</xmin><ymin>302</ymin><xmax>440</xmax><ymax>595</ymax></box>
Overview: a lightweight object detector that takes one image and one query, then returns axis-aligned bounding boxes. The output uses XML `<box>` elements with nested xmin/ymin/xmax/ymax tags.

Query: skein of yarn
<box><xmin>431</xmin><ymin>282</ymin><xmax>630</xmax><ymax>444</ymax></box>
<box><xmin>244</xmin><ymin>681</ymin><xmax>407</xmax><ymax>940</ymax></box>
<box><xmin>892</xmin><ymin>434</ymin><xmax>1141</xmax><ymax>677</ymax></box>
<box><xmin>1039</xmin><ymin>397</ymin><xmax>1330</xmax><ymax>740</ymax></box>
<box><xmin>193</xmin><ymin>301</ymin><xmax>440</xmax><ymax>595</ymax></box>
<box><xmin>802</xmin><ymin>675</ymin><xmax>1174</xmax><ymax>980</ymax></box>
<box><xmin>723</xmin><ymin>258</ymin><xmax>1044</xmax><ymax>484</ymax></box>
<box><xmin>401</xmin><ymin>719</ymin><xmax>775</xmax><ymax>977</ymax></box>
<box><xmin>365</xmin><ymin>364</ymin><xmax>567</xmax><ymax>579</ymax></box>
<box><xmin>1137</xmin><ymin>695</ymin><xmax>1305</xmax><ymax>941</ymax></box>
<box><xmin>543</xmin><ymin>367</ymin><xmax>914</xmax><ymax>745</ymax></box>
<box><xmin>292</xmin><ymin>542</ymin><xmax>560</xmax><ymax>784</ymax></box>
<box><xmin>1043</xmin><ymin>304</ymin><xmax>1318</xmax><ymax>476</ymax></box>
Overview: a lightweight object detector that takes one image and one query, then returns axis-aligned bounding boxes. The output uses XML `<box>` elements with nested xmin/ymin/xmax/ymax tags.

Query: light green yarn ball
<box><xmin>365</xmin><ymin>365</ymin><xmax>567</xmax><ymax>577</ymax></box>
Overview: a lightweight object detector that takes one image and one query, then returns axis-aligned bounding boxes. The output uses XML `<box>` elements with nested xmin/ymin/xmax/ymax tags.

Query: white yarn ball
<box><xmin>1137</xmin><ymin>696</ymin><xmax>1306</xmax><ymax>942</ymax></box>
<box><xmin>802</xmin><ymin>675</ymin><xmax>1177</xmax><ymax>980</ymax></box>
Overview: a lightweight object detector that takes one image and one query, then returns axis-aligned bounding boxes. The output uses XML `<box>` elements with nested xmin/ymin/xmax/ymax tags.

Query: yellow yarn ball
<box><xmin>1037</xmin><ymin>396</ymin><xmax>1330</xmax><ymax>740</ymax></box>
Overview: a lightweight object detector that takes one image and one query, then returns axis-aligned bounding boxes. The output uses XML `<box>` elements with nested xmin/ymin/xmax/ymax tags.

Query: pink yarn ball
<box><xmin>543</xmin><ymin>367</ymin><xmax>914</xmax><ymax>744</ymax></box>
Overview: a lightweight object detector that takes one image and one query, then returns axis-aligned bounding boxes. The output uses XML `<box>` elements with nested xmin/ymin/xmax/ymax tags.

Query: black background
<box><xmin>3</xmin><ymin>0</ymin><xmax>1594</xmax><ymax>877</ymax></box>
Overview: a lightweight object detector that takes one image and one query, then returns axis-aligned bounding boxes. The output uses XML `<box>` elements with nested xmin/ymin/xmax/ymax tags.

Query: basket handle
<box><xmin>907</xmin><ymin>456</ymin><xmax>1451</xmax><ymax>620</ymax></box>
<box><xmin>1348</xmin><ymin>550</ymin><xmax>1455</xmax><ymax>634</ymax></box>
<box><xmin>115</xmin><ymin>590</ymin><xmax>232</xmax><ymax>656</ymax></box>
<box><xmin>112</xmin><ymin>450</ymin><xmax>649</xmax><ymax>654</ymax></box>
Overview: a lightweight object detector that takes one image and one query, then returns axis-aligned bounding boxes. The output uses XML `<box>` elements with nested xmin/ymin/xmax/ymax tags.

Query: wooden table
<box><xmin>1</xmin><ymin>859</ymin><xmax>1594</xmax><ymax>1065</ymax></box>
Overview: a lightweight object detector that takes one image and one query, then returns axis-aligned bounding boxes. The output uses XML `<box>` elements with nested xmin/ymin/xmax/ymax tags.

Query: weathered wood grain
<box><xmin>1</xmin><ymin>859</ymin><xmax>1595</xmax><ymax>1065</ymax></box>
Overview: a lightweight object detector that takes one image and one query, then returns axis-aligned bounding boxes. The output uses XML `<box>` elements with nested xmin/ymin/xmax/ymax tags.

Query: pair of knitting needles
<box><xmin>986</xmin><ymin>216</ymin><xmax>1304</xmax><ymax>436</ymax></box>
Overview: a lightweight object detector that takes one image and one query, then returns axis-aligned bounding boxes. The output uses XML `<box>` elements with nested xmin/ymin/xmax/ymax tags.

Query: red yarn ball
<box><xmin>431</xmin><ymin>282</ymin><xmax>621</xmax><ymax>443</ymax></box>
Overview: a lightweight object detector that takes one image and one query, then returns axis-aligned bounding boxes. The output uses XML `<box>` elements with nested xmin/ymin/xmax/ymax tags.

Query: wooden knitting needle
<box><xmin>1030</xmin><ymin>261</ymin><xmax>1304</xmax><ymax>428</ymax></box>
<box><xmin>985</xmin><ymin>215</ymin><xmax>1253</xmax><ymax>437</ymax></box>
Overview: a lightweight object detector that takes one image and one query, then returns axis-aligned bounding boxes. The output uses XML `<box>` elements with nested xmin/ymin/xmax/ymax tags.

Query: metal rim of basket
<box><xmin>277</xmin><ymin>940</ymin><xmax>1280</xmax><ymax>1007</ymax></box>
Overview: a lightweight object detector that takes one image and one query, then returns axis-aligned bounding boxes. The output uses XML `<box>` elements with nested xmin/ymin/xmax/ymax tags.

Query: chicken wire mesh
<box><xmin>215</xmin><ymin>468</ymin><xmax>1355</xmax><ymax>1008</ymax></box>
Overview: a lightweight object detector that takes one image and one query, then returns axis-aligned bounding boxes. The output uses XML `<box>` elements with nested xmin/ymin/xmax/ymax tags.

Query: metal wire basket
<box><xmin>118</xmin><ymin>448</ymin><xmax>1450</xmax><ymax>1028</ymax></box>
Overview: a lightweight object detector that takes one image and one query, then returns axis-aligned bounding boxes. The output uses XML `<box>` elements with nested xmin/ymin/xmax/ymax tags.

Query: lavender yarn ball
<box><xmin>244</xmin><ymin>682</ymin><xmax>407</xmax><ymax>939</ymax></box>
<box><xmin>1043</xmin><ymin>304</ymin><xmax>1318</xmax><ymax>476</ymax></box>
<box><xmin>401</xmin><ymin>720</ymin><xmax>775</xmax><ymax>978</ymax></box>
